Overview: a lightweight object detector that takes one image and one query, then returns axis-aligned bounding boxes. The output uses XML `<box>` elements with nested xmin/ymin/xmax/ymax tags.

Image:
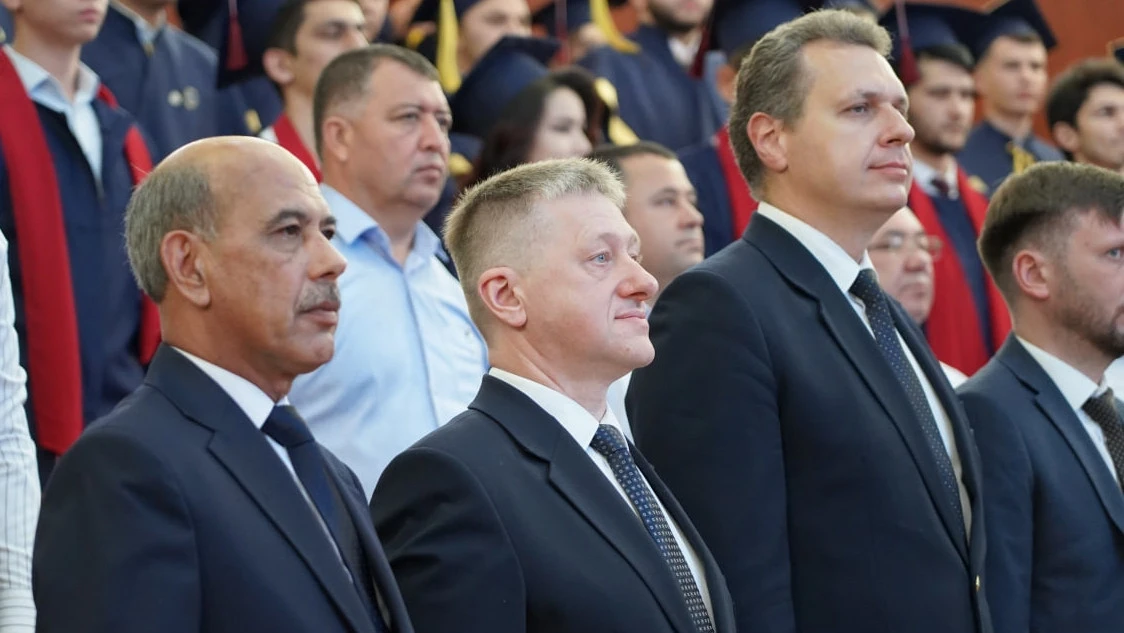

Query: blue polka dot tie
<box><xmin>849</xmin><ymin>269</ymin><xmax>966</xmax><ymax>536</ymax></box>
<box><xmin>1082</xmin><ymin>389</ymin><xmax>1124</xmax><ymax>490</ymax></box>
<box><xmin>590</xmin><ymin>424</ymin><xmax>715</xmax><ymax>633</ymax></box>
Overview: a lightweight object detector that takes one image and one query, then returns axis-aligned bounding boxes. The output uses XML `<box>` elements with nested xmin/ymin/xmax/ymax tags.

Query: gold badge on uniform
<box><xmin>244</xmin><ymin>109</ymin><xmax>262</xmax><ymax>135</ymax></box>
<box><xmin>968</xmin><ymin>175</ymin><xmax>989</xmax><ymax>196</ymax></box>
<box><xmin>167</xmin><ymin>89</ymin><xmax>183</xmax><ymax>107</ymax></box>
<box><xmin>183</xmin><ymin>86</ymin><xmax>200</xmax><ymax>111</ymax></box>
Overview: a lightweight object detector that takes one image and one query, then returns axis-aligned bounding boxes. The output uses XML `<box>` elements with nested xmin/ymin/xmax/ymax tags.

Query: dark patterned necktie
<box><xmin>590</xmin><ymin>424</ymin><xmax>715</xmax><ymax>633</ymax></box>
<box><xmin>850</xmin><ymin>269</ymin><xmax>966</xmax><ymax>536</ymax></box>
<box><xmin>1082</xmin><ymin>389</ymin><xmax>1124</xmax><ymax>490</ymax></box>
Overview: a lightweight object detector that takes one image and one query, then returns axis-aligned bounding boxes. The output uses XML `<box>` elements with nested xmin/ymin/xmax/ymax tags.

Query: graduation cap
<box><xmin>409</xmin><ymin>0</ymin><xmax>527</xmax><ymax>92</ymax></box>
<box><xmin>880</xmin><ymin>2</ymin><xmax>980</xmax><ymax>86</ymax></box>
<box><xmin>532</xmin><ymin>0</ymin><xmax>637</xmax><ymax>56</ymax></box>
<box><xmin>449</xmin><ymin>35</ymin><xmax>560</xmax><ymax>138</ymax></box>
<box><xmin>1113</xmin><ymin>39</ymin><xmax>1124</xmax><ymax>65</ymax></box>
<box><xmin>708</xmin><ymin>0</ymin><xmax>858</xmax><ymax>64</ymax></box>
<box><xmin>967</xmin><ymin>0</ymin><xmax>1056</xmax><ymax>62</ymax></box>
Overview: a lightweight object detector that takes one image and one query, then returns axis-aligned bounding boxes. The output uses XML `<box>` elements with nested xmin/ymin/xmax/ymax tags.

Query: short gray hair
<box><xmin>312</xmin><ymin>43</ymin><xmax>439</xmax><ymax>157</ymax></box>
<box><xmin>728</xmin><ymin>9</ymin><xmax>892</xmax><ymax>195</ymax></box>
<box><xmin>125</xmin><ymin>165</ymin><xmax>218</xmax><ymax>303</ymax></box>
<box><xmin>444</xmin><ymin>158</ymin><xmax>626</xmax><ymax>337</ymax></box>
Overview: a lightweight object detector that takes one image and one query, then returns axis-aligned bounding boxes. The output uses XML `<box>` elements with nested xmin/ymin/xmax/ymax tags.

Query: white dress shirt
<box><xmin>1018</xmin><ymin>337</ymin><xmax>1119</xmax><ymax>484</ymax></box>
<box><xmin>755</xmin><ymin>202</ymin><xmax>972</xmax><ymax>533</ymax></box>
<box><xmin>0</xmin><ymin>231</ymin><xmax>41</xmax><ymax>633</ymax></box>
<box><xmin>3</xmin><ymin>46</ymin><xmax>103</xmax><ymax>181</ymax></box>
<box><xmin>489</xmin><ymin>367</ymin><xmax>713</xmax><ymax>619</ymax></box>
<box><xmin>911</xmin><ymin>159</ymin><xmax>960</xmax><ymax>200</ymax></box>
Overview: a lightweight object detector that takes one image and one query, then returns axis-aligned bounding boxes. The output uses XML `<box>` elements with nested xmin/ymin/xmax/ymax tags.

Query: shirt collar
<box><xmin>3</xmin><ymin>45</ymin><xmax>100</xmax><ymax>109</ymax></box>
<box><xmin>110</xmin><ymin>1</ymin><xmax>165</xmax><ymax>48</ymax></box>
<box><xmin>754</xmin><ymin>201</ymin><xmax>875</xmax><ymax>297</ymax></box>
<box><xmin>320</xmin><ymin>183</ymin><xmax>443</xmax><ymax>259</ymax></box>
<box><xmin>1016</xmin><ymin>336</ymin><xmax>1107</xmax><ymax>412</ymax></box>
<box><xmin>911</xmin><ymin>159</ymin><xmax>960</xmax><ymax>199</ymax></box>
<box><xmin>488</xmin><ymin>367</ymin><xmax>625</xmax><ymax>451</ymax></box>
<box><xmin>666</xmin><ymin>33</ymin><xmax>701</xmax><ymax>68</ymax></box>
<box><xmin>172</xmin><ymin>346</ymin><xmax>287</xmax><ymax>429</ymax></box>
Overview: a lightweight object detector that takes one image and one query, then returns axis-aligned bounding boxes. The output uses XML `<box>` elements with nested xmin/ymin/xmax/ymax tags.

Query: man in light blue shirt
<box><xmin>289</xmin><ymin>44</ymin><xmax>487</xmax><ymax>496</ymax></box>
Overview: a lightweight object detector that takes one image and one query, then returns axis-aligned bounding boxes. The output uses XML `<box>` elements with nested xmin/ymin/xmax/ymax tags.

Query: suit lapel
<box><xmin>144</xmin><ymin>346</ymin><xmax>375</xmax><ymax>633</ymax></box>
<box><xmin>998</xmin><ymin>337</ymin><xmax>1124</xmax><ymax>536</ymax></box>
<box><xmin>745</xmin><ymin>217</ymin><xmax>969</xmax><ymax>564</ymax></box>
<box><xmin>472</xmin><ymin>376</ymin><xmax>697</xmax><ymax>633</ymax></box>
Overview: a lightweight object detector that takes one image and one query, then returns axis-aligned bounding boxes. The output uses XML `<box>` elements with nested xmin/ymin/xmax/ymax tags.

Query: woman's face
<box><xmin>527</xmin><ymin>86</ymin><xmax>592</xmax><ymax>163</ymax></box>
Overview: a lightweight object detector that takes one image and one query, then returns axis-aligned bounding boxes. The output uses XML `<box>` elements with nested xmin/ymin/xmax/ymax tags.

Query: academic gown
<box><xmin>0</xmin><ymin>100</ymin><xmax>146</xmax><ymax>439</ymax></box>
<box><xmin>578</xmin><ymin>25</ymin><xmax>725</xmax><ymax>151</ymax></box>
<box><xmin>678</xmin><ymin>127</ymin><xmax>758</xmax><ymax>256</ymax></box>
<box><xmin>82</xmin><ymin>6</ymin><xmax>256</xmax><ymax>161</ymax></box>
<box><xmin>957</xmin><ymin>120</ymin><xmax>1064</xmax><ymax>196</ymax></box>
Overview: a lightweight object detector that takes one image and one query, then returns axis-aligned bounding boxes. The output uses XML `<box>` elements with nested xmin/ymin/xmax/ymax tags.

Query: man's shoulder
<box><xmin>958</xmin><ymin>354</ymin><xmax>1024</xmax><ymax>408</ymax></box>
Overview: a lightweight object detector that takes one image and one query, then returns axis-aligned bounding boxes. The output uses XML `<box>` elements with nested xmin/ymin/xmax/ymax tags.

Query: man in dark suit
<box><xmin>33</xmin><ymin>136</ymin><xmax>413</xmax><ymax>633</ymax></box>
<box><xmin>627</xmin><ymin>9</ymin><xmax>990</xmax><ymax>633</ymax></box>
<box><xmin>371</xmin><ymin>157</ymin><xmax>736</xmax><ymax>633</ymax></box>
<box><xmin>962</xmin><ymin>161</ymin><xmax>1124</xmax><ymax>633</ymax></box>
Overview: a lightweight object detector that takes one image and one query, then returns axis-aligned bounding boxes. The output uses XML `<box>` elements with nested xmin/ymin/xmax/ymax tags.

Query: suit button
<box><xmin>974</xmin><ymin>576</ymin><xmax>981</xmax><ymax>592</ymax></box>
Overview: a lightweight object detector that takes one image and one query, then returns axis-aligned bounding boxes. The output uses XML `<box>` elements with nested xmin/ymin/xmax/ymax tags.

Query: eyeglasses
<box><xmin>868</xmin><ymin>232</ymin><xmax>943</xmax><ymax>260</ymax></box>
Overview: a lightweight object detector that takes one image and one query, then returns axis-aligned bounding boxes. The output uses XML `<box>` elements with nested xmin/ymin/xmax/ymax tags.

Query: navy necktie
<box><xmin>849</xmin><ymin>269</ymin><xmax>966</xmax><ymax>536</ymax></box>
<box><xmin>1083</xmin><ymin>389</ymin><xmax>1124</xmax><ymax>491</ymax></box>
<box><xmin>590</xmin><ymin>424</ymin><xmax>715</xmax><ymax>633</ymax></box>
<box><xmin>263</xmin><ymin>405</ymin><xmax>387</xmax><ymax>632</ymax></box>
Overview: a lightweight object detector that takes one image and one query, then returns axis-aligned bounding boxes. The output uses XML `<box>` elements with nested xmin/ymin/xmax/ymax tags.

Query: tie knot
<box><xmin>589</xmin><ymin>424</ymin><xmax>630</xmax><ymax>459</ymax></box>
<box><xmin>1084</xmin><ymin>389</ymin><xmax>1120</xmax><ymax>426</ymax></box>
<box><xmin>262</xmin><ymin>405</ymin><xmax>315</xmax><ymax>449</ymax></box>
<box><xmin>849</xmin><ymin>268</ymin><xmax>884</xmax><ymax>307</ymax></box>
<box><xmin>930</xmin><ymin>176</ymin><xmax>952</xmax><ymax>198</ymax></box>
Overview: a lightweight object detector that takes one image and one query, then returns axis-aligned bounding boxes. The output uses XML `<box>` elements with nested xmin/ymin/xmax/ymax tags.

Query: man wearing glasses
<box><xmin>869</xmin><ymin>207</ymin><xmax>967</xmax><ymax>387</ymax></box>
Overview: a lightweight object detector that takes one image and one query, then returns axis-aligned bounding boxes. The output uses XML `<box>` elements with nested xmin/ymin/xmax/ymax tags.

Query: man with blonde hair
<box><xmin>371</xmin><ymin>157</ymin><xmax>735</xmax><ymax>633</ymax></box>
<box><xmin>627</xmin><ymin>9</ymin><xmax>990</xmax><ymax>633</ymax></box>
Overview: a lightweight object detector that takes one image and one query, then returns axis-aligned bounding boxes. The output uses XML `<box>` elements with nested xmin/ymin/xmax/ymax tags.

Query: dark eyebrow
<box><xmin>321</xmin><ymin>215</ymin><xmax>338</xmax><ymax>230</ymax></box>
<box><xmin>264</xmin><ymin>209</ymin><xmax>311</xmax><ymax>231</ymax></box>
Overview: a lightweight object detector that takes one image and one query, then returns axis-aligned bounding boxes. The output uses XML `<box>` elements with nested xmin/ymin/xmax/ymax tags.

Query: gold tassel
<box><xmin>594</xmin><ymin>78</ymin><xmax>638</xmax><ymax>145</ymax></box>
<box><xmin>589</xmin><ymin>0</ymin><xmax>639</xmax><ymax>54</ymax></box>
<box><xmin>436</xmin><ymin>0</ymin><xmax>462</xmax><ymax>93</ymax></box>
<box><xmin>1007</xmin><ymin>142</ymin><xmax>1036</xmax><ymax>175</ymax></box>
<box><xmin>405</xmin><ymin>25</ymin><xmax>430</xmax><ymax>50</ymax></box>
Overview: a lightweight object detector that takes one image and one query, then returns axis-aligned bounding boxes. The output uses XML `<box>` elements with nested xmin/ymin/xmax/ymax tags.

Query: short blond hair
<box><xmin>444</xmin><ymin>158</ymin><xmax>626</xmax><ymax>336</ymax></box>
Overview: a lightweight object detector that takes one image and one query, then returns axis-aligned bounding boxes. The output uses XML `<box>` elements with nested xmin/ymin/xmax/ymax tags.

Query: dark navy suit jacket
<box><xmin>33</xmin><ymin>345</ymin><xmax>414</xmax><ymax>633</ymax></box>
<box><xmin>372</xmin><ymin>374</ymin><xmax>736</xmax><ymax>633</ymax></box>
<box><xmin>960</xmin><ymin>336</ymin><xmax>1124</xmax><ymax>633</ymax></box>
<box><xmin>627</xmin><ymin>214</ymin><xmax>992</xmax><ymax>633</ymax></box>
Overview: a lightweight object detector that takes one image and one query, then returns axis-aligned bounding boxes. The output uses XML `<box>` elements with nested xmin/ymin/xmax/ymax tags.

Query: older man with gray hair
<box><xmin>33</xmin><ymin>136</ymin><xmax>413</xmax><ymax>633</ymax></box>
<box><xmin>371</xmin><ymin>157</ymin><xmax>736</xmax><ymax>633</ymax></box>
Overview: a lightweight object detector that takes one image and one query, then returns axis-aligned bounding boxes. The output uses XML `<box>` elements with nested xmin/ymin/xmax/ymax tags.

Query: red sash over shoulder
<box><xmin>715</xmin><ymin>126</ymin><xmax>758</xmax><ymax>240</ymax></box>
<box><xmin>273</xmin><ymin>112</ymin><xmax>321</xmax><ymax>182</ymax></box>
<box><xmin>0</xmin><ymin>52</ymin><xmax>159</xmax><ymax>455</ymax></box>
<box><xmin>907</xmin><ymin>169</ymin><xmax>1010</xmax><ymax>376</ymax></box>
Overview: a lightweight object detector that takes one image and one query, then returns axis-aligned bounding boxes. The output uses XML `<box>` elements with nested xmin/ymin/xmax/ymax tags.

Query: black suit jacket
<box><xmin>627</xmin><ymin>214</ymin><xmax>991</xmax><ymax>633</ymax></box>
<box><xmin>371</xmin><ymin>374</ymin><xmax>736</xmax><ymax>633</ymax></box>
<box><xmin>960</xmin><ymin>336</ymin><xmax>1124</xmax><ymax>633</ymax></box>
<box><xmin>33</xmin><ymin>345</ymin><xmax>413</xmax><ymax>633</ymax></box>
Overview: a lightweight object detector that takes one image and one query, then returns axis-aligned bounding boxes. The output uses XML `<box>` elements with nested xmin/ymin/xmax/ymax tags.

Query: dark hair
<box><xmin>587</xmin><ymin>141</ymin><xmax>677</xmax><ymax>180</ymax></box>
<box><xmin>265</xmin><ymin>0</ymin><xmax>362</xmax><ymax>95</ymax></box>
<box><xmin>1046</xmin><ymin>58</ymin><xmax>1124</xmax><ymax>158</ymax></box>
<box><xmin>313</xmin><ymin>44</ymin><xmax>439</xmax><ymax>157</ymax></box>
<box><xmin>916</xmin><ymin>43</ymin><xmax>975</xmax><ymax>74</ymax></box>
<box><xmin>979</xmin><ymin>161</ymin><xmax>1124</xmax><ymax>302</ymax></box>
<box><xmin>468</xmin><ymin>67</ymin><xmax>606</xmax><ymax>186</ymax></box>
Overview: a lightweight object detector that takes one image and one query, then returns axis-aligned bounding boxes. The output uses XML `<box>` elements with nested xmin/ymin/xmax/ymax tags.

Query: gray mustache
<box><xmin>298</xmin><ymin>284</ymin><xmax>341</xmax><ymax>312</ymax></box>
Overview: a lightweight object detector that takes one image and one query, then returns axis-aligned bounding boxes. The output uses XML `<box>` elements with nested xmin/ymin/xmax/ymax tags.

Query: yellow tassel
<box><xmin>436</xmin><ymin>0</ymin><xmax>462</xmax><ymax>93</ymax></box>
<box><xmin>589</xmin><ymin>0</ymin><xmax>639</xmax><ymax>54</ymax></box>
<box><xmin>1007</xmin><ymin>142</ymin><xmax>1036</xmax><ymax>175</ymax></box>
<box><xmin>594</xmin><ymin>78</ymin><xmax>638</xmax><ymax>145</ymax></box>
<box><xmin>448</xmin><ymin>153</ymin><xmax>474</xmax><ymax>178</ymax></box>
<box><xmin>405</xmin><ymin>25</ymin><xmax>430</xmax><ymax>50</ymax></box>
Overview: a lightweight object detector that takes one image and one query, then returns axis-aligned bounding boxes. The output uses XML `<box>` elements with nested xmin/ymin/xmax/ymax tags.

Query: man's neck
<box><xmin>282</xmin><ymin>96</ymin><xmax>318</xmax><ymax>163</ymax></box>
<box><xmin>765</xmin><ymin>187</ymin><xmax>885</xmax><ymax>262</ymax></box>
<box><xmin>490</xmin><ymin>345</ymin><xmax>611</xmax><ymax>420</ymax></box>
<box><xmin>1015</xmin><ymin>314</ymin><xmax>1113</xmax><ymax>385</ymax></box>
<box><xmin>113</xmin><ymin>0</ymin><xmax>165</xmax><ymax>27</ymax></box>
<box><xmin>12</xmin><ymin>33</ymin><xmax>82</xmax><ymax>102</ymax></box>
<box><xmin>325</xmin><ymin>178</ymin><xmax>421</xmax><ymax>266</ymax></box>
<box><xmin>983</xmin><ymin>105</ymin><xmax>1034</xmax><ymax>141</ymax></box>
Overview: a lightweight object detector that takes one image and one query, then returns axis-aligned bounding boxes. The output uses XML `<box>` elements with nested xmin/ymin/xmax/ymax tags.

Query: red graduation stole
<box><xmin>273</xmin><ymin>113</ymin><xmax>321</xmax><ymax>182</ymax></box>
<box><xmin>0</xmin><ymin>51</ymin><xmax>160</xmax><ymax>456</ymax></box>
<box><xmin>907</xmin><ymin>169</ymin><xmax>1011</xmax><ymax>376</ymax></box>
<box><xmin>714</xmin><ymin>126</ymin><xmax>759</xmax><ymax>241</ymax></box>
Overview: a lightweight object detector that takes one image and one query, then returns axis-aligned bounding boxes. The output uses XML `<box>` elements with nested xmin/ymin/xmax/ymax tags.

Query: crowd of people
<box><xmin>1</xmin><ymin>0</ymin><xmax>1124</xmax><ymax>631</ymax></box>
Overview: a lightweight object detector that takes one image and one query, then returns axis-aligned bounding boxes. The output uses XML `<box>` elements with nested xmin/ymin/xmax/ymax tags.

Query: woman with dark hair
<box><xmin>452</xmin><ymin>36</ymin><xmax>614</xmax><ymax>186</ymax></box>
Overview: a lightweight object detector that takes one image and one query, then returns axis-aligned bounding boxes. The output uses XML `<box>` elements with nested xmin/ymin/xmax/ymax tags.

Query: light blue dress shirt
<box><xmin>289</xmin><ymin>185</ymin><xmax>488</xmax><ymax>497</ymax></box>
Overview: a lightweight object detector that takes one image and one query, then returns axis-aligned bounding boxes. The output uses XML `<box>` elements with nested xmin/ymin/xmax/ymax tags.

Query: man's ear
<box><xmin>478</xmin><ymin>267</ymin><xmax>526</xmax><ymax>330</ymax></box>
<box><xmin>1011</xmin><ymin>247</ymin><xmax>1052</xmax><ymax>303</ymax></box>
<box><xmin>262</xmin><ymin>47</ymin><xmax>295</xmax><ymax>88</ymax></box>
<box><xmin>160</xmin><ymin>231</ymin><xmax>212</xmax><ymax>308</ymax></box>
<box><xmin>1051</xmin><ymin>121</ymin><xmax>1080</xmax><ymax>157</ymax></box>
<box><xmin>747</xmin><ymin>112</ymin><xmax>788</xmax><ymax>175</ymax></box>
<box><xmin>320</xmin><ymin>114</ymin><xmax>353</xmax><ymax>165</ymax></box>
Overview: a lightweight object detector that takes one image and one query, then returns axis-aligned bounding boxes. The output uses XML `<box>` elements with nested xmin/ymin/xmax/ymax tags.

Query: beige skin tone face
<box><xmin>527</xmin><ymin>87</ymin><xmax>592</xmax><ymax>164</ymax></box>
<box><xmin>618</xmin><ymin>154</ymin><xmax>703</xmax><ymax>295</ymax></box>
<box><xmin>2</xmin><ymin>0</ymin><xmax>108</xmax><ymax>47</ymax></box>
<box><xmin>908</xmin><ymin>58</ymin><xmax>976</xmax><ymax>164</ymax></box>
<box><xmin>457</xmin><ymin>0</ymin><xmax>532</xmax><ymax>73</ymax></box>
<box><xmin>264</xmin><ymin>0</ymin><xmax>369</xmax><ymax>100</ymax></box>
<box><xmin>975</xmin><ymin>36</ymin><xmax>1048</xmax><ymax>122</ymax></box>
<box><xmin>1054</xmin><ymin>83</ymin><xmax>1124</xmax><ymax>173</ymax></box>
<box><xmin>868</xmin><ymin>208</ymin><xmax>935</xmax><ymax>325</ymax></box>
